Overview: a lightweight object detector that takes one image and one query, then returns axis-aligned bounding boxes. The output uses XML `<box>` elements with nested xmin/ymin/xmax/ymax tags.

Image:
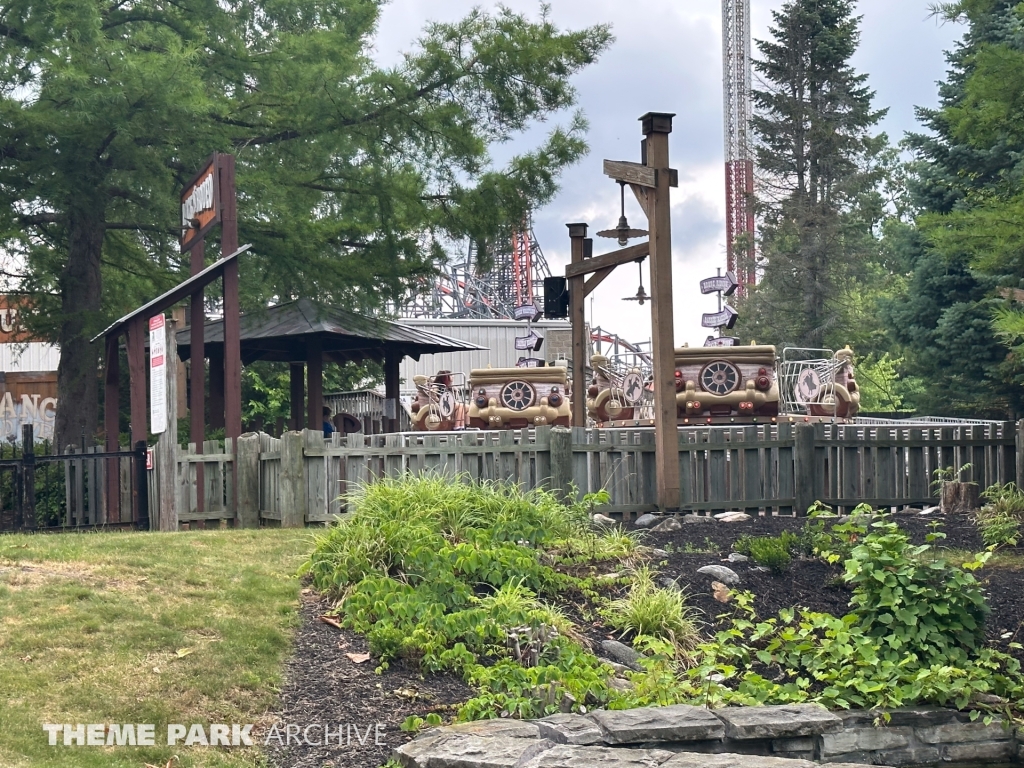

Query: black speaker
<box><xmin>544</xmin><ymin>277</ymin><xmax>569</xmax><ymax>319</ymax></box>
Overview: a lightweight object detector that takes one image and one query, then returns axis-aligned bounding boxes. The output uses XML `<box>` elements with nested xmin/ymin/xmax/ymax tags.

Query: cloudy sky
<box><xmin>375</xmin><ymin>0</ymin><xmax>963</xmax><ymax>350</ymax></box>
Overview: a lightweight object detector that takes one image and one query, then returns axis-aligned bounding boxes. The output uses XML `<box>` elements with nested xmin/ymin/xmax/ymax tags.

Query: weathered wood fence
<box><xmin>156</xmin><ymin>420</ymin><xmax>1021</xmax><ymax>528</ymax></box>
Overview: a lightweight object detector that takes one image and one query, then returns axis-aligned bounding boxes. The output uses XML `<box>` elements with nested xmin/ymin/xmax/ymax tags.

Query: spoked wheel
<box><xmin>500</xmin><ymin>381</ymin><xmax>535</xmax><ymax>411</ymax></box>
<box><xmin>700</xmin><ymin>361</ymin><xmax>740</xmax><ymax>396</ymax></box>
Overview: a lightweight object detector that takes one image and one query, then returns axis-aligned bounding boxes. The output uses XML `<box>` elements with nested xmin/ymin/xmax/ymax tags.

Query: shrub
<box><xmin>978</xmin><ymin>513</ymin><xmax>1020</xmax><ymax>547</ymax></box>
<box><xmin>746</xmin><ymin>537</ymin><xmax>792</xmax><ymax>573</ymax></box>
<box><xmin>602</xmin><ymin>566</ymin><xmax>700</xmax><ymax>648</ymax></box>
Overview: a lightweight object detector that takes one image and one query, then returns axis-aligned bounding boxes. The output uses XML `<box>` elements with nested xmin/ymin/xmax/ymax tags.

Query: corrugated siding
<box><xmin>399</xmin><ymin>320</ymin><xmax>572</xmax><ymax>388</ymax></box>
<box><xmin>0</xmin><ymin>343</ymin><xmax>59</xmax><ymax>373</ymax></box>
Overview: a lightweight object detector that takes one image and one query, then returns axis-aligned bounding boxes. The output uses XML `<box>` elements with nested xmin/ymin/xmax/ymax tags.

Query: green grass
<box><xmin>601</xmin><ymin>566</ymin><xmax>701</xmax><ymax>649</ymax></box>
<box><xmin>0</xmin><ymin>529</ymin><xmax>309</xmax><ymax>768</ymax></box>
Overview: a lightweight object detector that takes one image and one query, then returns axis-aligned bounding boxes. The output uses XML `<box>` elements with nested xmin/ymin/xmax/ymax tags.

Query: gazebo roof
<box><xmin>176</xmin><ymin>298</ymin><xmax>484</xmax><ymax>365</ymax></box>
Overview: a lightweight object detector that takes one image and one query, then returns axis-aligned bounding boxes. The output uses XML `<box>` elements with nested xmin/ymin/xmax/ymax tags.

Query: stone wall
<box><xmin>393</xmin><ymin>704</ymin><xmax>1020</xmax><ymax>768</ymax></box>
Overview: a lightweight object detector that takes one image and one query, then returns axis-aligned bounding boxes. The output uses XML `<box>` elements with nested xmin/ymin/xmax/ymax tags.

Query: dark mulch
<box><xmin>267</xmin><ymin>510</ymin><xmax>1024</xmax><ymax>768</ymax></box>
<box><xmin>265</xmin><ymin>593</ymin><xmax>473</xmax><ymax>768</ymax></box>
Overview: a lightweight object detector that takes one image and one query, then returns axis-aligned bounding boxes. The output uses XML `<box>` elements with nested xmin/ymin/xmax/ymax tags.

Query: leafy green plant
<box><xmin>981</xmin><ymin>482</ymin><xmax>1024</xmax><ymax>519</ymax></box>
<box><xmin>746</xmin><ymin>537</ymin><xmax>792</xmax><ymax>573</ymax></box>
<box><xmin>932</xmin><ymin>463</ymin><xmax>973</xmax><ymax>488</ymax></box>
<box><xmin>602</xmin><ymin>566</ymin><xmax>700</xmax><ymax>648</ymax></box>
<box><xmin>979</xmin><ymin>514</ymin><xmax>1020</xmax><ymax>547</ymax></box>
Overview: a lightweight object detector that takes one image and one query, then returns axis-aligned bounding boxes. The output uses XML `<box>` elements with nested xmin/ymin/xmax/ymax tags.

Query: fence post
<box><xmin>1017</xmin><ymin>420</ymin><xmax>1024</xmax><ymax>489</ymax></box>
<box><xmin>549</xmin><ymin>427</ymin><xmax>573</xmax><ymax>502</ymax></box>
<box><xmin>794</xmin><ymin>423</ymin><xmax>815</xmax><ymax>516</ymax></box>
<box><xmin>21</xmin><ymin>424</ymin><xmax>34</xmax><ymax>530</ymax></box>
<box><xmin>279</xmin><ymin>430</ymin><xmax>306</xmax><ymax>528</ymax></box>
<box><xmin>135</xmin><ymin>440</ymin><xmax>149</xmax><ymax>529</ymax></box>
<box><xmin>235</xmin><ymin>433</ymin><xmax>260</xmax><ymax>528</ymax></box>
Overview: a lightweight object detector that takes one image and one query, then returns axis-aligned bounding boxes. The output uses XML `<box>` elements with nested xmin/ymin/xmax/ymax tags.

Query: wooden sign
<box><xmin>515</xmin><ymin>332</ymin><xmax>543</xmax><ymax>351</ymax></box>
<box><xmin>700</xmin><ymin>272</ymin><xmax>738</xmax><ymax>296</ymax></box>
<box><xmin>180</xmin><ymin>155</ymin><xmax>221</xmax><ymax>252</ymax></box>
<box><xmin>701</xmin><ymin>304</ymin><xmax>738</xmax><ymax>330</ymax></box>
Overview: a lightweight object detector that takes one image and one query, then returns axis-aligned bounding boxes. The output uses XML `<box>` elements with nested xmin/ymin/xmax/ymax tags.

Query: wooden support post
<box><xmin>1017</xmin><ymin>420</ymin><xmax>1024</xmax><ymax>490</ymax></box>
<box><xmin>642</xmin><ymin>112</ymin><xmax>680</xmax><ymax>511</ymax></box>
<box><xmin>21</xmin><ymin>425</ymin><xmax>34</xmax><ymax>530</ymax></box>
<box><xmin>219</xmin><ymin>153</ymin><xmax>242</xmax><ymax>445</ymax></box>
<box><xmin>189</xmin><ymin>241</ymin><xmax>206</xmax><ymax>447</ymax></box>
<box><xmin>549</xmin><ymin>426</ymin><xmax>573</xmax><ymax>502</ymax></box>
<box><xmin>171</xmin><ymin>307</ymin><xmax>188</xmax><ymax>416</ymax></box>
<box><xmin>279</xmin><ymin>430</ymin><xmax>306</xmax><ymax>528</ymax></box>
<box><xmin>794</xmin><ymin>423</ymin><xmax>815</xmax><ymax>515</ymax></box>
<box><xmin>306</xmin><ymin>336</ymin><xmax>323</xmax><ymax>431</ymax></box>
<box><xmin>126</xmin><ymin>317</ymin><xmax>148</xmax><ymax>448</ymax></box>
<box><xmin>234</xmin><ymin>432</ymin><xmax>260</xmax><ymax>528</ymax></box>
<box><xmin>104</xmin><ymin>333</ymin><xmax>121</xmax><ymax>521</ymax></box>
<box><xmin>208</xmin><ymin>348</ymin><xmax>225</xmax><ymax>429</ymax></box>
<box><xmin>155</xmin><ymin>318</ymin><xmax>179</xmax><ymax>531</ymax></box>
<box><xmin>567</xmin><ymin>223</ymin><xmax>588</xmax><ymax>428</ymax></box>
<box><xmin>384</xmin><ymin>350</ymin><xmax>400</xmax><ymax>433</ymax></box>
<box><xmin>290</xmin><ymin>363</ymin><xmax>304</xmax><ymax>431</ymax></box>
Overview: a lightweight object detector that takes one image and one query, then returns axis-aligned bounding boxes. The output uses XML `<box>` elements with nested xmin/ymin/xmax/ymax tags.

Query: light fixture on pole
<box><xmin>622</xmin><ymin>260</ymin><xmax>649</xmax><ymax>305</ymax></box>
<box><xmin>597</xmin><ymin>181</ymin><xmax>648</xmax><ymax>246</ymax></box>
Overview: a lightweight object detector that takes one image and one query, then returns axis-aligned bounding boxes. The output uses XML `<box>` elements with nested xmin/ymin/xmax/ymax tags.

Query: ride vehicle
<box><xmin>467</xmin><ymin>366</ymin><xmax>571</xmax><ymax>429</ymax></box>
<box><xmin>410</xmin><ymin>370</ymin><xmax>468</xmax><ymax>431</ymax></box>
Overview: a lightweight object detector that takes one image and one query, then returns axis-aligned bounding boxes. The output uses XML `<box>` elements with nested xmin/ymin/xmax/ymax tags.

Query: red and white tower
<box><xmin>722</xmin><ymin>0</ymin><xmax>756</xmax><ymax>295</ymax></box>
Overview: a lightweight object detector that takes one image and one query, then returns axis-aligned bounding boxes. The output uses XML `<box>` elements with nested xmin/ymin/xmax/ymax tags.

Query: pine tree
<box><xmin>737</xmin><ymin>0</ymin><xmax>887</xmax><ymax>349</ymax></box>
<box><xmin>0</xmin><ymin>1</ymin><xmax>611</xmax><ymax>448</ymax></box>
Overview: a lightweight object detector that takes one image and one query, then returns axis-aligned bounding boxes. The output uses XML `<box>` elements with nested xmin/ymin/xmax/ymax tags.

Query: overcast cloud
<box><xmin>375</xmin><ymin>0</ymin><xmax>962</xmax><ymax>349</ymax></box>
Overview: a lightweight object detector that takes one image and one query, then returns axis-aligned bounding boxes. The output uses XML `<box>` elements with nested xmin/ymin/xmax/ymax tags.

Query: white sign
<box><xmin>149</xmin><ymin>314</ymin><xmax>167</xmax><ymax>435</ymax></box>
<box><xmin>181</xmin><ymin>172</ymin><xmax>215</xmax><ymax>229</ymax></box>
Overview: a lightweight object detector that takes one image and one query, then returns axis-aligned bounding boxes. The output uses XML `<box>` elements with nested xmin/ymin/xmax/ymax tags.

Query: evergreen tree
<box><xmin>736</xmin><ymin>0</ymin><xmax>887</xmax><ymax>350</ymax></box>
<box><xmin>0</xmin><ymin>0</ymin><xmax>611</xmax><ymax>447</ymax></box>
<box><xmin>894</xmin><ymin>0</ymin><xmax>1024</xmax><ymax>416</ymax></box>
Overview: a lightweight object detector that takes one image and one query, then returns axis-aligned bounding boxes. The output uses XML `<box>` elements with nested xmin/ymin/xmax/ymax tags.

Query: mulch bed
<box><xmin>266</xmin><ymin>510</ymin><xmax>1024</xmax><ymax>768</ymax></box>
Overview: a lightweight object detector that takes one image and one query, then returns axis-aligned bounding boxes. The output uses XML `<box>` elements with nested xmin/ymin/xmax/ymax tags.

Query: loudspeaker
<box><xmin>544</xmin><ymin>277</ymin><xmax>569</xmax><ymax>319</ymax></box>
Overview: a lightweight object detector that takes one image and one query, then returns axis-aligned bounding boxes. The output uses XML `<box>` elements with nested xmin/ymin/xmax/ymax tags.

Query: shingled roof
<box><xmin>175</xmin><ymin>298</ymin><xmax>485</xmax><ymax>365</ymax></box>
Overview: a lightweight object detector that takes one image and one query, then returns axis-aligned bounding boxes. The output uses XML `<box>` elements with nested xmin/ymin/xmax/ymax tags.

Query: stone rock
<box><xmin>659</xmin><ymin>577</ymin><xmax>680</xmax><ymax>590</ymax></box>
<box><xmin>970</xmin><ymin>692</ymin><xmax>1005</xmax><ymax>706</ymax></box>
<box><xmin>661</xmin><ymin>753</ymin><xmax>816</xmax><ymax>768</ymax></box>
<box><xmin>711</xmin><ymin>581</ymin><xmax>732</xmax><ymax>603</ymax></box>
<box><xmin>634</xmin><ymin>513</ymin><xmax>659</xmax><ymax>528</ymax></box>
<box><xmin>771</xmin><ymin>737</ymin><xmax>815</xmax><ymax>754</ymax></box>
<box><xmin>874</xmin><ymin>746</ymin><xmax>940</xmax><ymax>767</ymax></box>
<box><xmin>650</xmin><ymin>517</ymin><xmax>682</xmax><ymax>533</ymax></box>
<box><xmin>820</xmin><ymin>726</ymin><xmax>910</xmax><ymax>756</ymax></box>
<box><xmin>696</xmin><ymin>565</ymin><xmax>740</xmax><ymax>585</ymax></box>
<box><xmin>942</xmin><ymin>740</ymin><xmax>1015</xmax><ymax>762</ymax></box>
<box><xmin>522</xmin><ymin>745</ymin><xmax>674</xmax><ymax>768</ymax></box>
<box><xmin>726</xmin><ymin>552</ymin><xmax>749</xmax><ymax>563</ymax></box>
<box><xmin>394</xmin><ymin>734</ymin><xmax>553</xmax><ymax>768</ymax></box>
<box><xmin>714</xmin><ymin>511</ymin><xmax>753</xmax><ymax>523</ymax></box>
<box><xmin>536</xmin><ymin>714</ymin><xmax>604</xmax><ymax>746</ymax></box>
<box><xmin>608</xmin><ymin>677</ymin><xmax>634</xmax><ymax>693</ymax></box>
<box><xmin>587</xmin><ymin>704</ymin><xmax>725</xmax><ymax>744</ymax></box>
<box><xmin>650</xmin><ymin>548</ymin><xmax>669</xmax><ymax>558</ymax></box>
<box><xmin>596</xmin><ymin>657</ymin><xmax>631</xmax><ymax>675</ymax></box>
<box><xmin>681</xmin><ymin>514</ymin><xmax>712</xmax><ymax>524</ymax></box>
<box><xmin>750</xmin><ymin>566</ymin><xmax>770</xmax><ymax>574</ymax></box>
<box><xmin>917</xmin><ymin>719</ymin><xmax>1011</xmax><ymax>744</ymax></box>
<box><xmin>599</xmin><ymin>639</ymin><xmax>643</xmax><ymax>671</ymax></box>
<box><xmin>715</xmin><ymin>704</ymin><xmax>842</xmax><ymax>741</ymax></box>
<box><xmin>918</xmin><ymin>505</ymin><xmax>940</xmax><ymax>516</ymax></box>
<box><xmin>593</xmin><ymin>514</ymin><xmax>617</xmax><ymax>528</ymax></box>
<box><xmin>440</xmin><ymin>720</ymin><xmax>541</xmax><ymax>739</ymax></box>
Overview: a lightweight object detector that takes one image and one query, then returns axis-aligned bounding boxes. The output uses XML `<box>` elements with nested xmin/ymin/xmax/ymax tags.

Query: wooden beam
<box><xmin>104</xmin><ymin>334</ymin><xmax>120</xmax><ymax>522</ymax></box>
<box><xmin>384</xmin><ymin>351</ymin><xmax>400</xmax><ymax>433</ymax></box>
<box><xmin>306</xmin><ymin>336</ymin><xmax>323</xmax><ymax>431</ymax></box>
<box><xmin>630</xmin><ymin>184</ymin><xmax>650</xmax><ymax>217</ymax></box>
<box><xmin>565</xmin><ymin>241</ymin><xmax>650</xmax><ymax>279</ymax></box>
<box><xmin>126</xmin><ymin>317</ymin><xmax>147</xmax><ymax>448</ymax></box>
<box><xmin>189</xmin><ymin>240</ymin><xmax>206</xmax><ymax>453</ymax></box>
<box><xmin>642</xmin><ymin>111</ymin><xmax>681</xmax><ymax>512</ymax></box>
<box><xmin>1000</xmin><ymin>287</ymin><xmax>1024</xmax><ymax>302</ymax></box>
<box><xmin>567</xmin><ymin>223</ymin><xmax>588</xmax><ymax>428</ymax></box>
<box><xmin>219</xmin><ymin>153</ymin><xmax>242</xmax><ymax>445</ymax></box>
<box><xmin>289</xmin><ymin>363</ymin><xmax>304</xmax><ymax>431</ymax></box>
<box><xmin>604</xmin><ymin>159</ymin><xmax>657</xmax><ymax>188</ymax></box>
<box><xmin>584</xmin><ymin>266</ymin><xmax>615</xmax><ymax>297</ymax></box>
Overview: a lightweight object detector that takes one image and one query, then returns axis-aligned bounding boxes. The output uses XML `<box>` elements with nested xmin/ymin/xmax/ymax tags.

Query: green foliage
<box><xmin>979</xmin><ymin>514</ymin><xmax>1020</xmax><ymax>548</ymax></box>
<box><xmin>733</xmin><ymin>531</ymin><xmax>805</xmax><ymax>573</ymax></box>
<box><xmin>981</xmin><ymin>482</ymin><xmax>1024</xmax><ymax>519</ymax></box>
<box><xmin>0</xmin><ymin>0</ymin><xmax>611</xmax><ymax>446</ymax></box>
<box><xmin>601</xmin><ymin>567</ymin><xmax>701</xmax><ymax>647</ymax></box>
<box><xmin>855</xmin><ymin>353</ymin><xmax>923</xmax><ymax>413</ymax></box>
<box><xmin>303</xmin><ymin>476</ymin><xmax>619</xmax><ymax>717</ymax></box>
<box><xmin>400</xmin><ymin>713</ymin><xmax>442</xmax><ymax>734</ymax></box>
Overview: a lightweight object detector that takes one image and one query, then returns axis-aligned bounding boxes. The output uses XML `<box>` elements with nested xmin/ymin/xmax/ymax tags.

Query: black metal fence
<box><xmin>0</xmin><ymin>426</ymin><xmax>148</xmax><ymax>533</ymax></box>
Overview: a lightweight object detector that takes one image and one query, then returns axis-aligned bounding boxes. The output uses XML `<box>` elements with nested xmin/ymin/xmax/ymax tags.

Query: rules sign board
<box><xmin>149</xmin><ymin>314</ymin><xmax>167</xmax><ymax>435</ymax></box>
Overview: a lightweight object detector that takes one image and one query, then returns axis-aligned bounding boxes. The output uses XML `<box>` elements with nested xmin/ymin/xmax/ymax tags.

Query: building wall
<box><xmin>0</xmin><ymin>300</ymin><xmax>60</xmax><ymax>442</ymax></box>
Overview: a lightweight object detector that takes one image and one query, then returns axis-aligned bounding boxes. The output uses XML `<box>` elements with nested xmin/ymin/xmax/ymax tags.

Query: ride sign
<box><xmin>699</xmin><ymin>271</ymin><xmax>738</xmax><ymax>296</ymax></box>
<box><xmin>701</xmin><ymin>304</ymin><xmax>738</xmax><ymax>330</ymax></box>
<box><xmin>180</xmin><ymin>156</ymin><xmax>221</xmax><ymax>252</ymax></box>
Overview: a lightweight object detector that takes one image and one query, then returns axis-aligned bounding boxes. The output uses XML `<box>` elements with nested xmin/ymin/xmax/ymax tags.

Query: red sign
<box><xmin>180</xmin><ymin>155</ymin><xmax>221</xmax><ymax>252</ymax></box>
<box><xmin>146</xmin><ymin>448</ymin><xmax>154</xmax><ymax>470</ymax></box>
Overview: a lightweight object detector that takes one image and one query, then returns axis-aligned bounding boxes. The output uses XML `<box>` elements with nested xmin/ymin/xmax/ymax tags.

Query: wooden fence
<box><xmin>158</xmin><ymin>420</ymin><xmax>1021</xmax><ymax>528</ymax></box>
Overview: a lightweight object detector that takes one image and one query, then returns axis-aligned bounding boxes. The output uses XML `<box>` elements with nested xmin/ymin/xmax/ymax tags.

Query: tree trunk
<box><xmin>940</xmin><ymin>481</ymin><xmax>981</xmax><ymax>516</ymax></box>
<box><xmin>55</xmin><ymin>206</ymin><xmax>104</xmax><ymax>452</ymax></box>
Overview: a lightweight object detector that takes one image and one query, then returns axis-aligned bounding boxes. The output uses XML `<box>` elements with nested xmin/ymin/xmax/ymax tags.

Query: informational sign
<box><xmin>514</xmin><ymin>303</ymin><xmax>541</xmax><ymax>322</ymax></box>
<box><xmin>438</xmin><ymin>391</ymin><xmax>456</xmax><ymax>418</ymax></box>
<box><xmin>622</xmin><ymin>371</ymin><xmax>644</xmax><ymax>405</ymax></box>
<box><xmin>514</xmin><ymin>331</ymin><xmax>543</xmax><ymax>351</ymax></box>
<box><xmin>701</xmin><ymin>304</ymin><xmax>738</xmax><ymax>330</ymax></box>
<box><xmin>795</xmin><ymin>368</ymin><xmax>822</xmax><ymax>405</ymax></box>
<box><xmin>705</xmin><ymin>336</ymin><xmax>739</xmax><ymax>347</ymax></box>
<box><xmin>146</xmin><ymin>448</ymin><xmax>154</xmax><ymax>471</ymax></box>
<box><xmin>149</xmin><ymin>314</ymin><xmax>167</xmax><ymax>435</ymax></box>
<box><xmin>700</xmin><ymin>271</ymin><xmax>739</xmax><ymax>296</ymax></box>
<box><xmin>180</xmin><ymin>155</ymin><xmax>221</xmax><ymax>252</ymax></box>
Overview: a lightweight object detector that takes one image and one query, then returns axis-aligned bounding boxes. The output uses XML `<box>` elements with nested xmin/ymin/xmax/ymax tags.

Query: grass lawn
<box><xmin>0</xmin><ymin>528</ymin><xmax>311</xmax><ymax>768</ymax></box>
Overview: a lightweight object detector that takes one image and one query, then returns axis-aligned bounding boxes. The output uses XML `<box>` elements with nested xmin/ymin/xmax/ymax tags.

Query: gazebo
<box><xmin>175</xmin><ymin>299</ymin><xmax>483</xmax><ymax>433</ymax></box>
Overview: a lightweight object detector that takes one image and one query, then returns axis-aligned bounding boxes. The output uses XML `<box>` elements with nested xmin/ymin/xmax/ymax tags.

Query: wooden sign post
<box><xmin>565</xmin><ymin>112</ymin><xmax>681</xmax><ymax>511</ymax></box>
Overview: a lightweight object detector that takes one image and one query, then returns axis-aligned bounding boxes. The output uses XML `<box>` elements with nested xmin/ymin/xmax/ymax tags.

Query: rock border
<box><xmin>394</xmin><ymin>704</ymin><xmax>1020</xmax><ymax>768</ymax></box>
